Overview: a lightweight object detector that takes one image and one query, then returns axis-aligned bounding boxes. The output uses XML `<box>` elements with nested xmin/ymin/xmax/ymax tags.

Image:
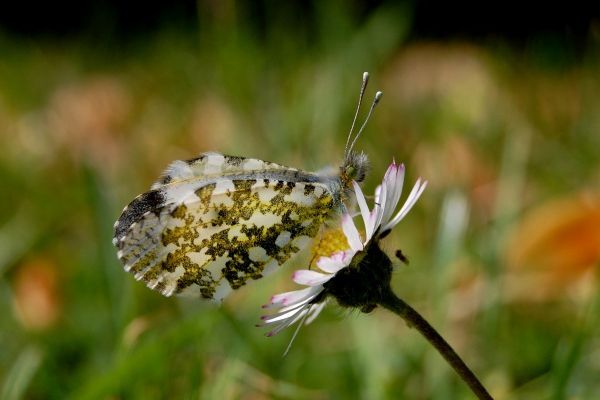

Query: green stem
<box><xmin>378</xmin><ymin>288</ymin><xmax>493</xmax><ymax>400</ymax></box>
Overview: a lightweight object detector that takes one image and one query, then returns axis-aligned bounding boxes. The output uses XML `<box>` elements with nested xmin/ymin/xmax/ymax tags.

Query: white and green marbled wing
<box><xmin>113</xmin><ymin>152</ymin><xmax>340</xmax><ymax>301</ymax></box>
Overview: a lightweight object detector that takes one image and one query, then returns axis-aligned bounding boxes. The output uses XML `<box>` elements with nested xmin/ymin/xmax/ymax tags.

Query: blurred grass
<box><xmin>1</xmin><ymin>2</ymin><xmax>600</xmax><ymax>399</ymax></box>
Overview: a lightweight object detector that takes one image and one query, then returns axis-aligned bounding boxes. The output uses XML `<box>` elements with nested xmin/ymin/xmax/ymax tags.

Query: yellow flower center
<box><xmin>310</xmin><ymin>228</ymin><xmax>350</xmax><ymax>267</ymax></box>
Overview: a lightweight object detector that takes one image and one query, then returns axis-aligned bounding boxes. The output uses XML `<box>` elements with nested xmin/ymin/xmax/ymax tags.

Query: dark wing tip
<box><xmin>113</xmin><ymin>189</ymin><xmax>166</xmax><ymax>243</ymax></box>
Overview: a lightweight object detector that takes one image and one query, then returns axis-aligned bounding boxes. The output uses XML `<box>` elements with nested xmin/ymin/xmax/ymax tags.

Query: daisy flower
<box><xmin>259</xmin><ymin>161</ymin><xmax>427</xmax><ymax>337</ymax></box>
<box><xmin>257</xmin><ymin>163</ymin><xmax>492</xmax><ymax>400</ymax></box>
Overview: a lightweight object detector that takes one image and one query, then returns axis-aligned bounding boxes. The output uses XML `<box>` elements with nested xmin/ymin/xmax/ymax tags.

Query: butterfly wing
<box><xmin>150</xmin><ymin>151</ymin><xmax>303</xmax><ymax>189</ymax></box>
<box><xmin>113</xmin><ymin>153</ymin><xmax>340</xmax><ymax>301</ymax></box>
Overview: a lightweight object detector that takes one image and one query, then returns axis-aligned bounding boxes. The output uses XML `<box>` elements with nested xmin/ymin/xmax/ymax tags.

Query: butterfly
<box><xmin>113</xmin><ymin>72</ymin><xmax>382</xmax><ymax>302</ymax></box>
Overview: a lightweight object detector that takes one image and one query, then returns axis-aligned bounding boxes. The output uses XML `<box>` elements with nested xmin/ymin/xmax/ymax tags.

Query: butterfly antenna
<box><xmin>344</xmin><ymin>72</ymin><xmax>370</xmax><ymax>159</ymax></box>
<box><xmin>347</xmin><ymin>90</ymin><xmax>383</xmax><ymax>156</ymax></box>
<box><xmin>282</xmin><ymin>306</ymin><xmax>312</xmax><ymax>357</ymax></box>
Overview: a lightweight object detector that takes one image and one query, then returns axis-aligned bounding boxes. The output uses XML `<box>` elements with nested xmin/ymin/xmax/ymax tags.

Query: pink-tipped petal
<box><xmin>330</xmin><ymin>250</ymin><xmax>348</xmax><ymax>262</ymax></box>
<box><xmin>316</xmin><ymin>251</ymin><xmax>351</xmax><ymax>273</ymax></box>
<box><xmin>276</xmin><ymin>297</ymin><xmax>315</xmax><ymax>313</ymax></box>
<box><xmin>380</xmin><ymin>162</ymin><xmax>405</xmax><ymax>227</ymax></box>
<box><xmin>261</xmin><ymin>305</ymin><xmax>305</xmax><ymax>324</ymax></box>
<box><xmin>383</xmin><ymin>160</ymin><xmax>397</xmax><ymax>182</ymax></box>
<box><xmin>266</xmin><ymin>286</ymin><xmax>320</xmax><ymax>308</ymax></box>
<box><xmin>292</xmin><ymin>270</ymin><xmax>332</xmax><ymax>286</ymax></box>
<box><xmin>263</xmin><ymin>295</ymin><xmax>315</xmax><ymax>318</ymax></box>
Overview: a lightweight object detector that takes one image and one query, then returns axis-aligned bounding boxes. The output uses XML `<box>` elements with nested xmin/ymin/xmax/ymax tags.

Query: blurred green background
<box><xmin>1</xmin><ymin>1</ymin><xmax>600</xmax><ymax>399</ymax></box>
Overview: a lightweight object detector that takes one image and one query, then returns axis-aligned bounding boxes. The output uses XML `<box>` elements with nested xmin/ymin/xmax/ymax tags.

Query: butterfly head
<box><xmin>341</xmin><ymin>151</ymin><xmax>369</xmax><ymax>187</ymax></box>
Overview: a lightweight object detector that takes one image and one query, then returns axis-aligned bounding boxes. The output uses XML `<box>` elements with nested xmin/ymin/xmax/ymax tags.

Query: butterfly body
<box><xmin>113</xmin><ymin>152</ymin><xmax>354</xmax><ymax>301</ymax></box>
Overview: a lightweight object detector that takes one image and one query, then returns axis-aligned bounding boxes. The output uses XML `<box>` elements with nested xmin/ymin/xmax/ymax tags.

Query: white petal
<box><xmin>372</xmin><ymin>183</ymin><xmax>387</xmax><ymax>237</ymax></box>
<box><xmin>342</xmin><ymin>213</ymin><xmax>363</xmax><ymax>252</ymax></box>
<box><xmin>396</xmin><ymin>179</ymin><xmax>427</xmax><ymax>219</ymax></box>
<box><xmin>352</xmin><ymin>181</ymin><xmax>372</xmax><ymax>236</ymax></box>
<box><xmin>366</xmin><ymin>187</ymin><xmax>384</xmax><ymax>241</ymax></box>
<box><xmin>270</xmin><ymin>293</ymin><xmax>319</xmax><ymax>315</ymax></box>
<box><xmin>293</xmin><ymin>270</ymin><xmax>333</xmax><ymax>286</ymax></box>
<box><xmin>382</xmin><ymin>179</ymin><xmax>427</xmax><ymax>232</ymax></box>
<box><xmin>305</xmin><ymin>301</ymin><xmax>327</xmax><ymax>324</ymax></box>
<box><xmin>374</xmin><ymin>184</ymin><xmax>382</xmax><ymax>204</ymax></box>
<box><xmin>260</xmin><ymin>289</ymin><xmax>323</xmax><ymax>327</ymax></box>
<box><xmin>368</xmin><ymin>215</ymin><xmax>380</xmax><ymax>243</ymax></box>
<box><xmin>382</xmin><ymin>160</ymin><xmax>397</xmax><ymax>186</ymax></box>
<box><xmin>266</xmin><ymin>306</ymin><xmax>310</xmax><ymax>336</ymax></box>
<box><xmin>381</xmin><ymin>163</ymin><xmax>405</xmax><ymax>227</ymax></box>
<box><xmin>276</xmin><ymin>291</ymin><xmax>320</xmax><ymax>313</ymax></box>
<box><xmin>317</xmin><ymin>250</ymin><xmax>352</xmax><ymax>273</ymax></box>
<box><xmin>264</xmin><ymin>285</ymin><xmax>321</xmax><ymax>308</ymax></box>
<box><xmin>261</xmin><ymin>304</ymin><xmax>307</xmax><ymax>324</ymax></box>
<box><xmin>369</xmin><ymin>207</ymin><xmax>379</xmax><ymax>224</ymax></box>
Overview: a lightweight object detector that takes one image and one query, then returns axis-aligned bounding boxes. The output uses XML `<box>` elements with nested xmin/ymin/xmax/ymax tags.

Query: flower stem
<box><xmin>378</xmin><ymin>288</ymin><xmax>493</xmax><ymax>400</ymax></box>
